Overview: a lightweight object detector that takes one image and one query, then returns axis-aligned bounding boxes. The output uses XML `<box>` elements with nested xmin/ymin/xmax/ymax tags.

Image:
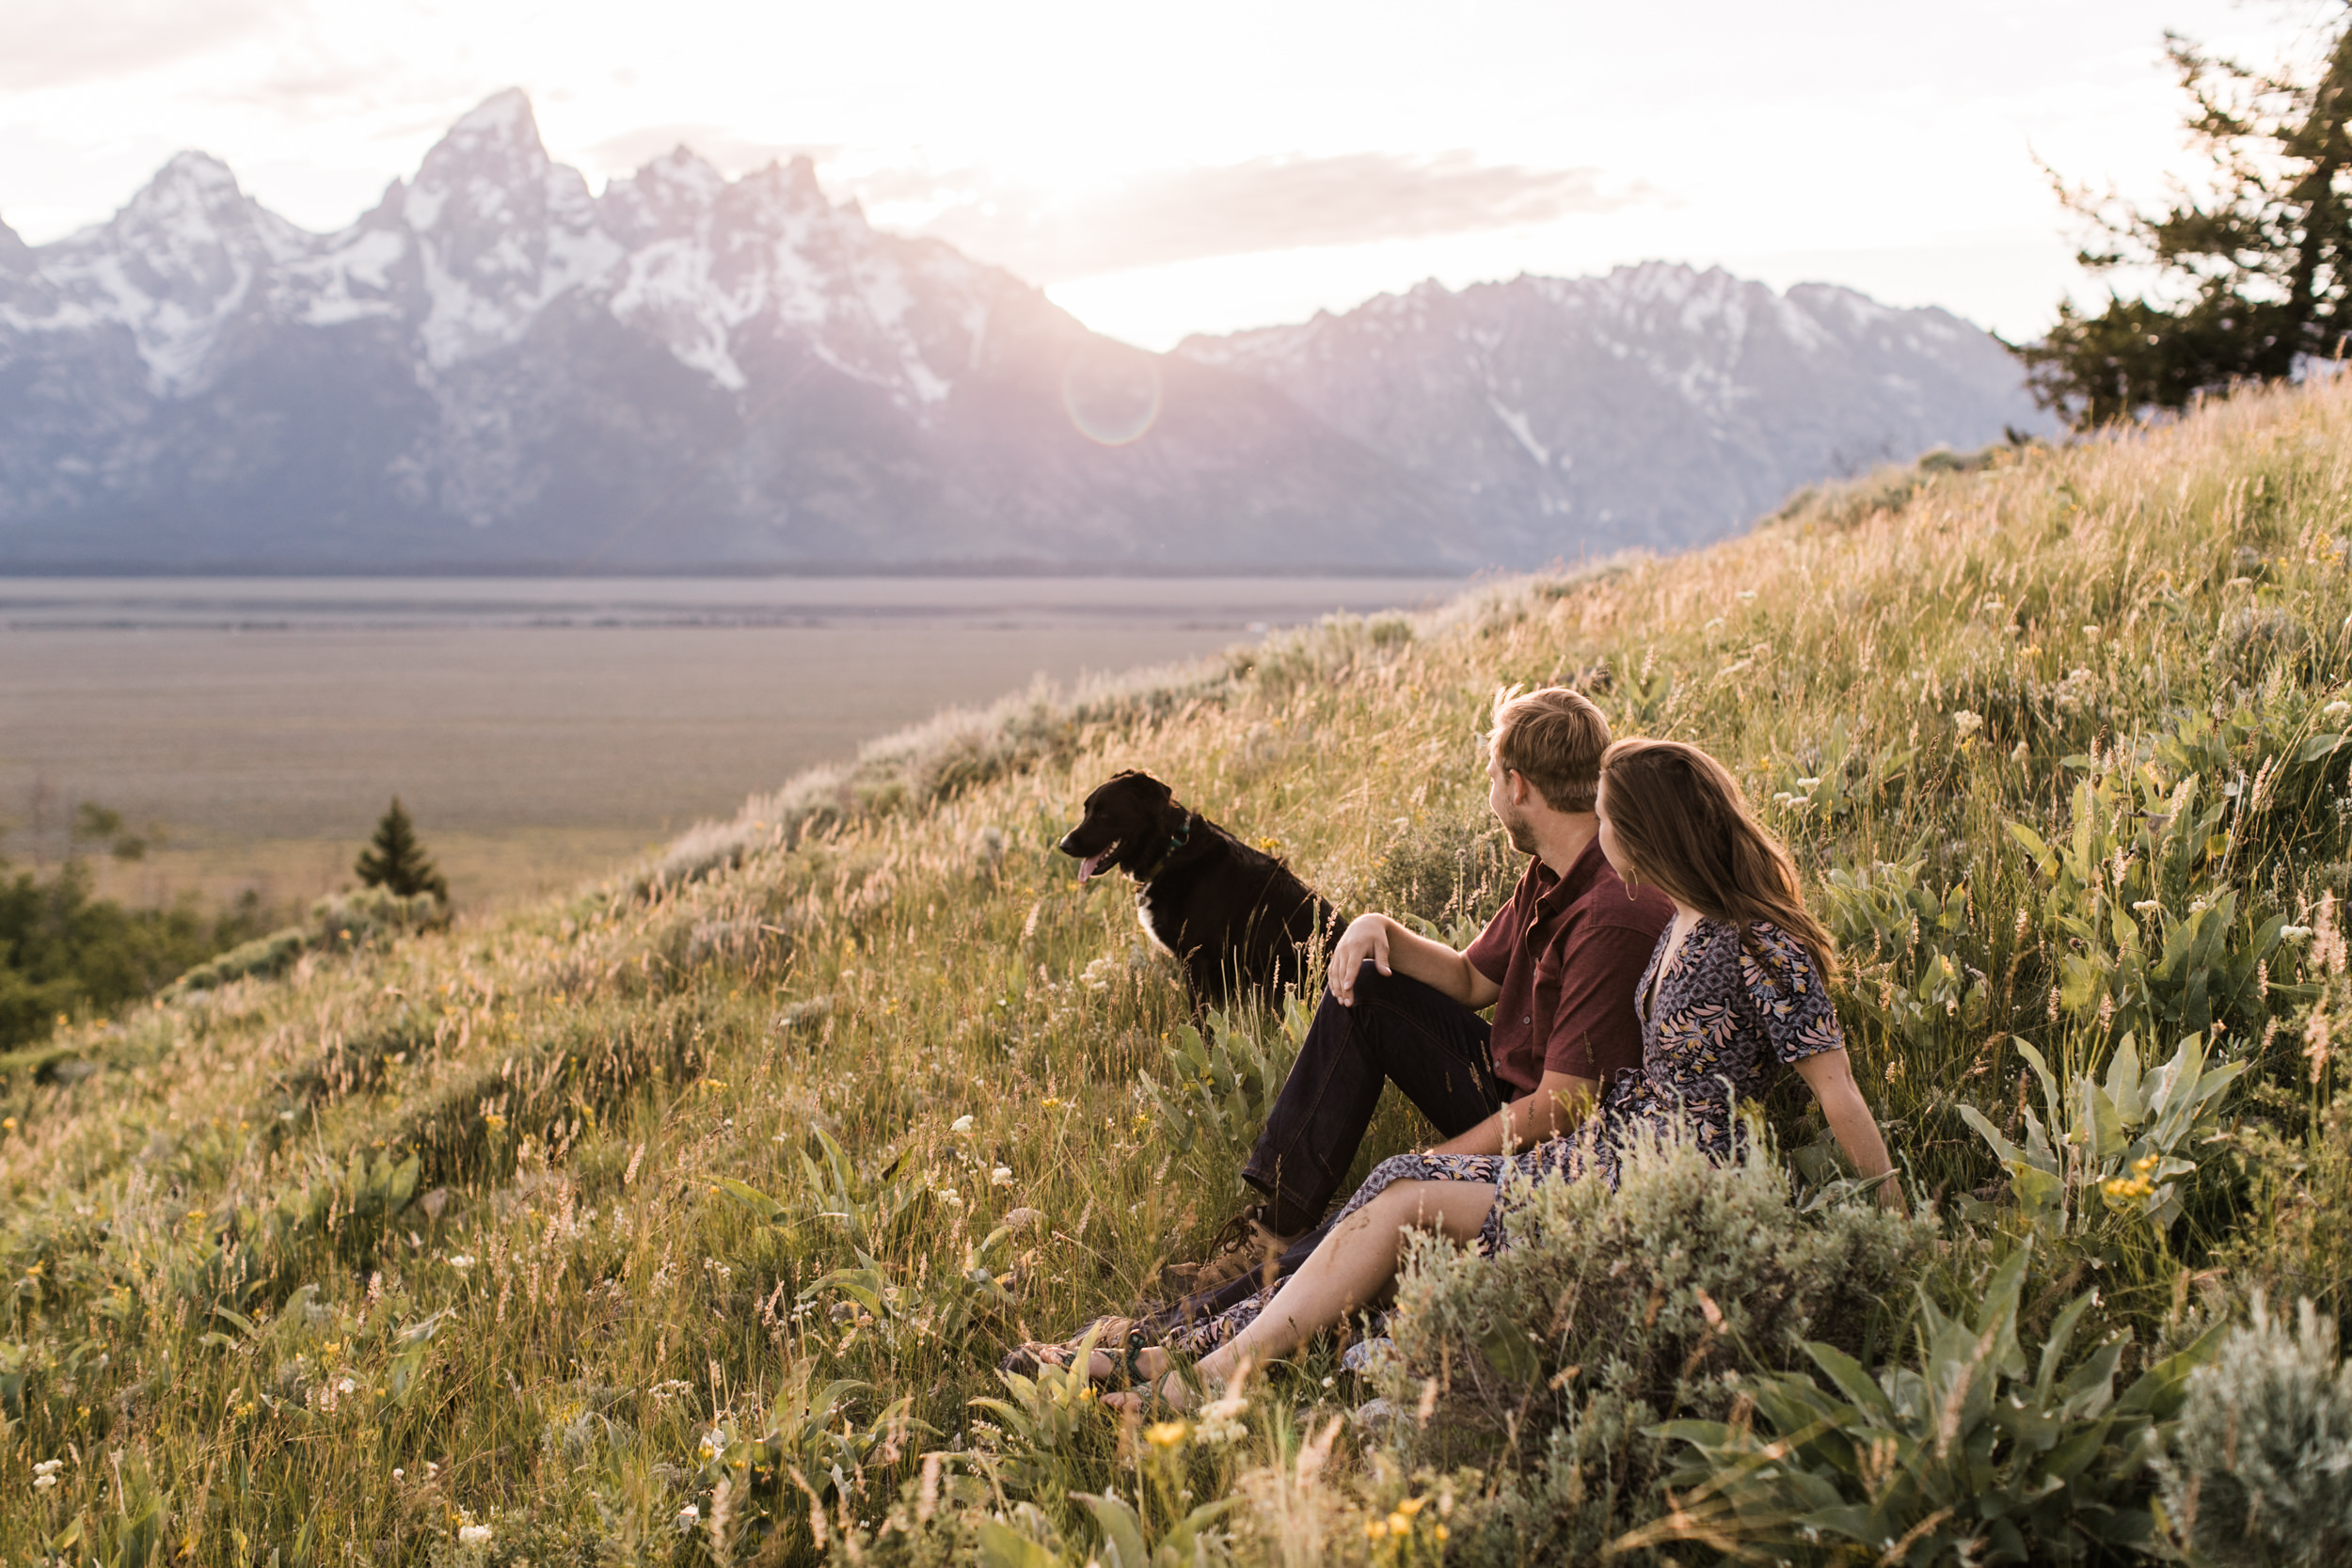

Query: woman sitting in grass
<box><xmin>1095</xmin><ymin>736</ymin><xmax>1902</xmax><ymax>1414</ymax></box>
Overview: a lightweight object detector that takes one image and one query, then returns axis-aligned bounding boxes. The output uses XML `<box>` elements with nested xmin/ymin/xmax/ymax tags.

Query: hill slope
<box><xmin>4</xmin><ymin>382</ymin><xmax>2351</xmax><ymax>1560</ymax></box>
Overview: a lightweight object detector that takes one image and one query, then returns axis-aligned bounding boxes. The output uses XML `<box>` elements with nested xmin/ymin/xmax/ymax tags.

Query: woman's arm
<box><xmin>1792</xmin><ymin>1049</ymin><xmax>1906</xmax><ymax>1212</ymax></box>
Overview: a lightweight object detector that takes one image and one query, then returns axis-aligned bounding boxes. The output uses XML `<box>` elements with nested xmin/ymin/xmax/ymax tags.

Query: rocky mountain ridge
<box><xmin>0</xmin><ymin>91</ymin><xmax>2045</xmax><ymax>571</ymax></box>
<box><xmin>1179</xmin><ymin>265</ymin><xmax>2050</xmax><ymax>556</ymax></box>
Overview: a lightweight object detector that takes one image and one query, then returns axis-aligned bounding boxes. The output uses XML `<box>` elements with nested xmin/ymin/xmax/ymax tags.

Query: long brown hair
<box><xmin>1598</xmin><ymin>737</ymin><xmax>1840</xmax><ymax>984</ymax></box>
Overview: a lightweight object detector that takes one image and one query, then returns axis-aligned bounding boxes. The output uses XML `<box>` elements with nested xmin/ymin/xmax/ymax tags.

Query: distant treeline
<box><xmin>0</xmin><ymin>814</ymin><xmax>280</xmax><ymax>1052</ymax></box>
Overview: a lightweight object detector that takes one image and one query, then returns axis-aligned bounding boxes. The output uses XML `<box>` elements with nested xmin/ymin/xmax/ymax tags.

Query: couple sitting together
<box><xmin>1017</xmin><ymin>687</ymin><xmax>1899</xmax><ymax>1415</ymax></box>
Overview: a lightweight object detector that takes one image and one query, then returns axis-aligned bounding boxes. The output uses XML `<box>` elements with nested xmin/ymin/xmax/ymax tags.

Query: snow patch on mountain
<box><xmin>0</xmin><ymin>89</ymin><xmax>1003</xmax><ymax>409</ymax></box>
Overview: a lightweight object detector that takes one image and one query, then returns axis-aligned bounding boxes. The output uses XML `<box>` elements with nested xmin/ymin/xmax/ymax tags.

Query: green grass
<box><xmin>6</xmin><ymin>378</ymin><xmax>2352</xmax><ymax>1563</ymax></box>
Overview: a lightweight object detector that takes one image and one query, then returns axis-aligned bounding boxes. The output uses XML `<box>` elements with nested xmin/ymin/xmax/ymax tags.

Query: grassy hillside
<box><xmin>8</xmin><ymin>377</ymin><xmax>2352</xmax><ymax>1565</ymax></box>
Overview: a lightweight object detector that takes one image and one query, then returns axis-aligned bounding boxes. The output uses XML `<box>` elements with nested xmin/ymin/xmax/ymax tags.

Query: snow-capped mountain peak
<box><xmin>0</xmin><ymin>91</ymin><xmax>2044</xmax><ymax>573</ymax></box>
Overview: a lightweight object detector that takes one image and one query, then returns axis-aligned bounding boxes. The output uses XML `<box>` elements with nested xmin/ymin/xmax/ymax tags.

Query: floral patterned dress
<box><xmin>1158</xmin><ymin>916</ymin><xmax>1844</xmax><ymax>1356</ymax></box>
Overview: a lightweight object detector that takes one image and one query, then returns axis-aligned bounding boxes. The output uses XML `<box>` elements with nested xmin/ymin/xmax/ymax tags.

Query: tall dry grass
<box><xmin>4</xmin><ymin>377</ymin><xmax>2352</xmax><ymax>1562</ymax></box>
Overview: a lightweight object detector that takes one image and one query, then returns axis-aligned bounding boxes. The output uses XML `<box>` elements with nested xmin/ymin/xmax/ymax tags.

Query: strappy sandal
<box><xmin>999</xmin><ymin>1319</ymin><xmax>1151</xmax><ymax>1385</ymax></box>
<box><xmin>1105</xmin><ymin>1367</ymin><xmax>1197</xmax><ymax>1418</ymax></box>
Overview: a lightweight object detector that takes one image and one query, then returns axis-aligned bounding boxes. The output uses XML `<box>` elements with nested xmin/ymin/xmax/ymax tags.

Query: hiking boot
<box><xmin>1167</xmin><ymin>1206</ymin><xmax>1301</xmax><ymax>1294</ymax></box>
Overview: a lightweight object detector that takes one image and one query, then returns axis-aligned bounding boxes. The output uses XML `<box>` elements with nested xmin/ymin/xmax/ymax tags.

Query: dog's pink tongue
<box><xmin>1076</xmin><ymin>852</ymin><xmax>1106</xmax><ymax>883</ymax></box>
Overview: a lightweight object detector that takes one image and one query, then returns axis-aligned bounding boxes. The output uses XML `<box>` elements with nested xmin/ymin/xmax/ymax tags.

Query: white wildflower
<box><xmin>2327</xmin><ymin>701</ymin><xmax>2349</xmax><ymax>718</ymax></box>
<box><xmin>991</xmin><ymin>1166</ymin><xmax>1014</xmax><ymax>1186</ymax></box>
<box><xmin>32</xmin><ymin>1475</ymin><xmax>56</xmax><ymax>1492</ymax></box>
<box><xmin>2283</xmin><ymin>926</ymin><xmax>2315</xmax><ymax>943</ymax></box>
<box><xmin>1196</xmin><ymin>1393</ymin><xmax>1250</xmax><ymax>1444</ymax></box>
<box><xmin>32</xmin><ymin>1460</ymin><xmax>61</xmax><ymax>1477</ymax></box>
<box><xmin>937</xmin><ymin>1188</ymin><xmax>963</xmax><ymax>1208</ymax></box>
<box><xmin>338</xmin><ymin>1377</ymin><xmax>357</xmax><ymax>1395</ymax></box>
<box><xmin>950</xmin><ymin>1115</ymin><xmax>975</xmax><ymax>1133</ymax></box>
<box><xmin>1950</xmin><ymin>710</ymin><xmax>1984</xmax><ymax>737</ymax></box>
<box><xmin>448</xmin><ymin>1255</ymin><xmax>476</xmax><ymax>1270</ymax></box>
<box><xmin>2133</xmin><ymin>900</ymin><xmax>2161</xmax><ymax>915</ymax></box>
<box><xmin>457</xmin><ymin>1523</ymin><xmax>493</xmax><ymax>1545</ymax></box>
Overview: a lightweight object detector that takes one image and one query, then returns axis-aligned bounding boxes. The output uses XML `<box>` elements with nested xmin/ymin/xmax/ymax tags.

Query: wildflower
<box><xmin>2133</xmin><ymin>900</ymin><xmax>2161</xmax><ymax>915</ymax></box>
<box><xmin>393</xmin><ymin>1468</ymin><xmax>405</xmax><ymax>1481</ymax></box>
<box><xmin>675</xmin><ymin>1504</ymin><xmax>700</xmax><ymax>1533</ymax></box>
<box><xmin>482</xmin><ymin>1113</ymin><xmax>507</xmax><ymax>1132</ymax></box>
<box><xmin>1399</xmin><ymin>1497</ymin><xmax>1426</xmax><ymax>1516</ymax></box>
<box><xmin>1321</xmin><ymin>1376</ymin><xmax>1336</xmax><ymax>1388</ymax></box>
<box><xmin>1003</xmin><ymin>1207</ymin><xmax>1041</xmax><ymax>1231</ymax></box>
<box><xmin>2307</xmin><ymin>1006</ymin><xmax>2333</xmax><ymax>1084</ymax></box>
<box><xmin>2328</xmin><ymin>701</ymin><xmax>2350</xmax><ymax>718</ymax></box>
<box><xmin>1366</xmin><ymin>1520</ymin><xmax>1390</xmax><ymax>1541</ymax></box>
<box><xmin>448</xmin><ymin>1255</ymin><xmax>476</xmax><ymax>1270</ymax></box>
<box><xmin>338</xmin><ymin>1378</ymin><xmax>357</xmax><ymax>1395</ymax></box>
<box><xmin>991</xmin><ymin>1166</ymin><xmax>1014</xmax><ymax>1186</ymax></box>
<box><xmin>2011</xmin><ymin>739</ymin><xmax>2030</xmax><ymax>762</ymax></box>
<box><xmin>1794</xmin><ymin>776</ymin><xmax>1822</xmax><ymax>788</ymax></box>
<box><xmin>1950</xmin><ymin>710</ymin><xmax>1983</xmax><ymax>737</ymax></box>
<box><xmin>1041</xmin><ymin>1097</ymin><xmax>1062</xmax><ymax>1110</ymax></box>
<box><xmin>1146</xmin><ymin>1419</ymin><xmax>1188</xmax><ymax>1448</ymax></box>
<box><xmin>1196</xmin><ymin>1393</ymin><xmax>1249</xmax><ymax>1444</ymax></box>
<box><xmin>950</xmin><ymin>1115</ymin><xmax>974</xmax><ymax>1133</ymax></box>
<box><xmin>1</xmin><ymin>1117</ymin><xmax>14</xmax><ymax>1132</ymax></box>
<box><xmin>937</xmin><ymin>1188</ymin><xmax>962</xmax><ymax>1208</ymax></box>
<box><xmin>1388</xmin><ymin>1512</ymin><xmax>1411</xmax><ymax>1535</ymax></box>
<box><xmin>2284</xmin><ymin>926</ymin><xmax>2315</xmax><ymax>943</ymax></box>
<box><xmin>34</xmin><ymin>1459</ymin><xmax>63</xmax><ymax>1477</ymax></box>
<box><xmin>32</xmin><ymin>1474</ymin><xmax>56</xmax><ymax>1492</ymax></box>
<box><xmin>457</xmin><ymin>1523</ymin><xmax>493</xmax><ymax>1545</ymax></box>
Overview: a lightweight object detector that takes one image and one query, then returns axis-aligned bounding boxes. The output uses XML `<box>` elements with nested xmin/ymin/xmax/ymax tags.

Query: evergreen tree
<box><xmin>355</xmin><ymin>797</ymin><xmax>448</xmax><ymax>901</ymax></box>
<box><xmin>2019</xmin><ymin>12</ymin><xmax>2352</xmax><ymax>426</ymax></box>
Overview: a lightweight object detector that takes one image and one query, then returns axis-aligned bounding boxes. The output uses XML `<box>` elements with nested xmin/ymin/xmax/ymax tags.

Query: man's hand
<box><xmin>1327</xmin><ymin>914</ymin><xmax>1394</xmax><ymax>1005</ymax></box>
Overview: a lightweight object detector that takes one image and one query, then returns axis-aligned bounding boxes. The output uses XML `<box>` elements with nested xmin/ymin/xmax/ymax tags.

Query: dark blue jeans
<box><xmin>1152</xmin><ymin>962</ymin><xmax>1505</xmax><ymax>1329</ymax></box>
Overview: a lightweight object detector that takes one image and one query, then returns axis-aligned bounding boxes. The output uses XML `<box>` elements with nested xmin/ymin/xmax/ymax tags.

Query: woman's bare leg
<box><xmin>1107</xmin><ymin>1178</ymin><xmax>1495</xmax><ymax>1408</ymax></box>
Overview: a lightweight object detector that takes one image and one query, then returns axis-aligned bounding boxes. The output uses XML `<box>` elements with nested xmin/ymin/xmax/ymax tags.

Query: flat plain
<box><xmin>0</xmin><ymin>575</ymin><xmax>1463</xmax><ymax>909</ymax></box>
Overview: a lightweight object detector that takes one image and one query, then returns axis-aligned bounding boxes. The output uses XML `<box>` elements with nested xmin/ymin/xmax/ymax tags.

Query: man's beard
<box><xmin>1498</xmin><ymin>803</ymin><xmax>1539</xmax><ymax>856</ymax></box>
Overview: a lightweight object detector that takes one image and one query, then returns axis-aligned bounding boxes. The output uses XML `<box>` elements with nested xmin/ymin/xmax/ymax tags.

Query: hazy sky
<box><xmin>0</xmin><ymin>0</ymin><xmax>2331</xmax><ymax>348</ymax></box>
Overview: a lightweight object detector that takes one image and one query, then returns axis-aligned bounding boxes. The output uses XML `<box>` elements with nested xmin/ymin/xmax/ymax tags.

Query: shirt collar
<box><xmin>1523</xmin><ymin>832</ymin><xmax>1609</xmax><ymax>915</ymax></box>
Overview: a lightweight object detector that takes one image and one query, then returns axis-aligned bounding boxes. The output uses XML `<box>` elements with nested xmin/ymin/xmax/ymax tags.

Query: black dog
<box><xmin>1058</xmin><ymin>769</ymin><xmax>1342</xmax><ymax>1008</ymax></box>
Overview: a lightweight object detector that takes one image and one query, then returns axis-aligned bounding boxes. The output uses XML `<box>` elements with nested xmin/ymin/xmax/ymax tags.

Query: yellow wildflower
<box><xmin>1145</xmin><ymin>1420</ymin><xmax>1187</xmax><ymax>1448</ymax></box>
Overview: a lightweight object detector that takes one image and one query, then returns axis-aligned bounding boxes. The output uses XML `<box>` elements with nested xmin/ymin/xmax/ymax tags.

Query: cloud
<box><xmin>1</xmin><ymin>0</ymin><xmax>284</xmax><ymax>92</ymax></box>
<box><xmin>890</xmin><ymin>150</ymin><xmax>1648</xmax><ymax>282</ymax></box>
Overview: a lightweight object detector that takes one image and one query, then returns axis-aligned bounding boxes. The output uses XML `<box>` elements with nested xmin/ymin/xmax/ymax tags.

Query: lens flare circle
<box><xmin>1061</xmin><ymin>341</ymin><xmax>1163</xmax><ymax>447</ymax></box>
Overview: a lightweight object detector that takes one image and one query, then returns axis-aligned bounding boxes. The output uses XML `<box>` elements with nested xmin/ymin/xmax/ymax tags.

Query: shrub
<box><xmin>2218</xmin><ymin>1085</ymin><xmax>2352</xmax><ymax>1340</ymax></box>
<box><xmin>2155</xmin><ymin>1296</ymin><xmax>2352</xmax><ymax>1566</ymax></box>
<box><xmin>1364</xmin><ymin>1132</ymin><xmax>1931</xmax><ymax>1562</ymax></box>
<box><xmin>1636</xmin><ymin>1243</ymin><xmax>2221</xmax><ymax>1565</ymax></box>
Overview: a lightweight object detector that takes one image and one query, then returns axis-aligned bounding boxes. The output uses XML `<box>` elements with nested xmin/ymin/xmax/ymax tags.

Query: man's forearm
<box><xmin>1433</xmin><ymin>1073</ymin><xmax>1597</xmax><ymax>1156</ymax></box>
<box><xmin>1374</xmin><ymin>919</ymin><xmax>1492</xmax><ymax>1006</ymax></box>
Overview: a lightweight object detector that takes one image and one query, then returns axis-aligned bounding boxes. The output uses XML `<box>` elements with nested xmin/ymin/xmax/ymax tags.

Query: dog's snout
<box><xmin>1056</xmin><ymin>830</ymin><xmax>1083</xmax><ymax>856</ymax></box>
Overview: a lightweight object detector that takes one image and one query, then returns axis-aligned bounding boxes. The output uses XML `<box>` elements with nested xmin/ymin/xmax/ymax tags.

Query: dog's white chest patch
<box><xmin>1135</xmin><ymin>889</ymin><xmax>1177</xmax><ymax>956</ymax></box>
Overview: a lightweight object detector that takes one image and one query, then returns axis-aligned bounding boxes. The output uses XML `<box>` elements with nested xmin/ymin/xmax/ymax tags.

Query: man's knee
<box><xmin>1343</xmin><ymin>958</ymin><xmax>1422</xmax><ymax>1008</ymax></box>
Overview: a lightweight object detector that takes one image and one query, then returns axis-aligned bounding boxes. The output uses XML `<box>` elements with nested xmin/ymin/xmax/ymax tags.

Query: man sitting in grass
<box><xmin>1175</xmin><ymin>685</ymin><xmax>1674</xmax><ymax>1309</ymax></box>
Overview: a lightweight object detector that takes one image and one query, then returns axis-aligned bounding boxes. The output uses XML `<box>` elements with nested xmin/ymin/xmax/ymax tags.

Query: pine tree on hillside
<box><xmin>2018</xmin><ymin>12</ymin><xmax>2352</xmax><ymax>425</ymax></box>
<box><xmin>355</xmin><ymin>797</ymin><xmax>448</xmax><ymax>901</ymax></box>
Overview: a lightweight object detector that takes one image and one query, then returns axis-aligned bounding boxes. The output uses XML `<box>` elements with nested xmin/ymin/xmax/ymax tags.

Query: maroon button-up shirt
<box><xmin>1463</xmin><ymin>836</ymin><xmax>1675</xmax><ymax>1097</ymax></box>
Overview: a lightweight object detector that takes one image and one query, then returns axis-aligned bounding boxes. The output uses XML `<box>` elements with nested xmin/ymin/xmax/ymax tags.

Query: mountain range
<box><xmin>0</xmin><ymin>91</ymin><xmax>2049</xmax><ymax>573</ymax></box>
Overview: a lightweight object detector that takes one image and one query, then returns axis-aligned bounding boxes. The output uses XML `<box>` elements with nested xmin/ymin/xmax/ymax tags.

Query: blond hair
<box><xmin>1489</xmin><ymin>686</ymin><xmax>1612</xmax><ymax>814</ymax></box>
<box><xmin>1597</xmin><ymin>737</ymin><xmax>1840</xmax><ymax>984</ymax></box>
